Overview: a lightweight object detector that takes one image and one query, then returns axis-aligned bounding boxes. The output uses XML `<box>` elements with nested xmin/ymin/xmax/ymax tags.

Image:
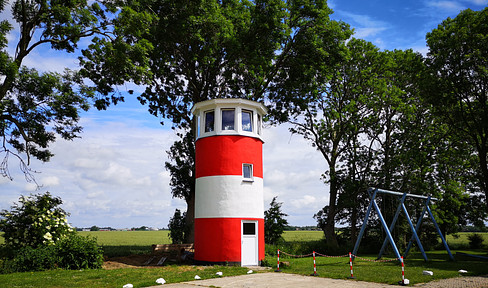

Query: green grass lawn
<box><xmin>1</xmin><ymin>230</ymin><xmax>487</xmax><ymax>287</ymax></box>
<box><xmin>269</xmin><ymin>250</ymin><xmax>488</xmax><ymax>285</ymax></box>
<box><xmin>0</xmin><ymin>265</ymin><xmax>250</xmax><ymax>288</ymax></box>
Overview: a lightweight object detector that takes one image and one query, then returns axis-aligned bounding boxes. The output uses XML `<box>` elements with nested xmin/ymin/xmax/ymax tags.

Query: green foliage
<box><xmin>467</xmin><ymin>233</ymin><xmax>484</xmax><ymax>249</ymax></box>
<box><xmin>1</xmin><ymin>245</ymin><xmax>57</xmax><ymax>273</ymax></box>
<box><xmin>0</xmin><ymin>233</ymin><xmax>102</xmax><ymax>273</ymax></box>
<box><xmin>168</xmin><ymin>209</ymin><xmax>187</xmax><ymax>244</ymax></box>
<box><xmin>426</xmin><ymin>7</ymin><xmax>488</xmax><ymax>206</ymax></box>
<box><xmin>264</xmin><ymin>197</ymin><xmax>289</xmax><ymax>244</ymax></box>
<box><xmin>90</xmin><ymin>225</ymin><xmax>100</xmax><ymax>231</ymax></box>
<box><xmin>55</xmin><ymin>234</ymin><xmax>103</xmax><ymax>270</ymax></box>
<box><xmin>0</xmin><ymin>192</ymin><xmax>74</xmax><ymax>251</ymax></box>
<box><xmin>0</xmin><ymin>0</ymin><xmax>109</xmax><ymax>182</ymax></box>
<box><xmin>0</xmin><ymin>193</ymin><xmax>103</xmax><ymax>273</ymax></box>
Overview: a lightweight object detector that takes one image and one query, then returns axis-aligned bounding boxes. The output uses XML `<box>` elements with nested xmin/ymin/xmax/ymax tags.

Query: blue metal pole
<box><xmin>352</xmin><ymin>188</ymin><xmax>377</xmax><ymax>260</ymax></box>
<box><xmin>426</xmin><ymin>204</ymin><xmax>454</xmax><ymax>260</ymax></box>
<box><xmin>401</xmin><ymin>202</ymin><xmax>428</xmax><ymax>261</ymax></box>
<box><xmin>378</xmin><ymin>192</ymin><xmax>407</xmax><ymax>260</ymax></box>
<box><xmin>404</xmin><ymin>197</ymin><xmax>429</xmax><ymax>258</ymax></box>
<box><xmin>371</xmin><ymin>195</ymin><xmax>402</xmax><ymax>261</ymax></box>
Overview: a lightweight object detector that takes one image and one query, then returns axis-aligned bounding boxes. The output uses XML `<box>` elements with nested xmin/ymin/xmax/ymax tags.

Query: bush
<box><xmin>1</xmin><ymin>245</ymin><xmax>57</xmax><ymax>273</ymax></box>
<box><xmin>0</xmin><ymin>192</ymin><xmax>74</xmax><ymax>250</ymax></box>
<box><xmin>468</xmin><ymin>233</ymin><xmax>484</xmax><ymax>249</ymax></box>
<box><xmin>55</xmin><ymin>234</ymin><xmax>104</xmax><ymax>270</ymax></box>
<box><xmin>0</xmin><ymin>234</ymin><xmax>104</xmax><ymax>273</ymax></box>
<box><xmin>0</xmin><ymin>193</ymin><xmax>103</xmax><ymax>273</ymax></box>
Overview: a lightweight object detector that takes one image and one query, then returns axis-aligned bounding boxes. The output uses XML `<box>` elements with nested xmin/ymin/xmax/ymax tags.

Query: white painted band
<box><xmin>195</xmin><ymin>175</ymin><xmax>264</xmax><ymax>218</ymax></box>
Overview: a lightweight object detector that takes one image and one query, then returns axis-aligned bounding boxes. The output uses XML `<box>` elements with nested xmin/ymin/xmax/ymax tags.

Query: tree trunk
<box><xmin>350</xmin><ymin>201</ymin><xmax>358</xmax><ymax>246</ymax></box>
<box><xmin>185</xmin><ymin>191</ymin><xmax>195</xmax><ymax>243</ymax></box>
<box><xmin>325</xmin><ymin>163</ymin><xmax>339</xmax><ymax>247</ymax></box>
<box><xmin>478</xmin><ymin>146</ymin><xmax>488</xmax><ymax>210</ymax></box>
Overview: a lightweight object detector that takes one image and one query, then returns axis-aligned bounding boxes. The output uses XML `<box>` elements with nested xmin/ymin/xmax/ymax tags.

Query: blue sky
<box><xmin>1</xmin><ymin>0</ymin><xmax>487</xmax><ymax>229</ymax></box>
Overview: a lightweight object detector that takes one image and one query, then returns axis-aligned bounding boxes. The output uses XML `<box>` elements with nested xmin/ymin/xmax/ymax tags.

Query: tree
<box><xmin>165</xmin><ymin>130</ymin><xmax>195</xmax><ymax>243</ymax></box>
<box><xmin>291</xmin><ymin>38</ymin><xmax>382</xmax><ymax>247</ymax></box>
<box><xmin>425</xmin><ymin>7</ymin><xmax>488</xmax><ymax>210</ymax></box>
<box><xmin>168</xmin><ymin>209</ymin><xmax>187</xmax><ymax>244</ymax></box>
<box><xmin>0</xmin><ymin>0</ymin><xmax>110</xmax><ymax>183</ymax></box>
<box><xmin>0</xmin><ymin>192</ymin><xmax>74</xmax><ymax>251</ymax></box>
<box><xmin>264</xmin><ymin>196</ymin><xmax>288</xmax><ymax>244</ymax></box>
<box><xmin>81</xmin><ymin>0</ymin><xmax>351</xmax><ymax>240</ymax></box>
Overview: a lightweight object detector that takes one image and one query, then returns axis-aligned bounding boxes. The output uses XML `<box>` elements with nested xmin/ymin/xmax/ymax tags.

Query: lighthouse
<box><xmin>191</xmin><ymin>98</ymin><xmax>266</xmax><ymax>266</ymax></box>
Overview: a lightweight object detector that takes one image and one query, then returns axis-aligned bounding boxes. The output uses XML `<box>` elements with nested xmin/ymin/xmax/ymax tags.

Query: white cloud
<box><xmin>40</xmin><ymin>176</ymin><xmax>60</xmax><ymax>187</ymax></box>
<box><xmin>424</xmin><ymin>1</ymin><xmax>465</xmax><ymax>12</ymax></box>
<box><xmin>332</xmin><ymin>10</ymin><xmax>390</xmax><ymax>49</ymax></box>
<box><xmin>465</xmin><ymin>0</ymin><xmax>488</xmax><ymax>4</ymax></box>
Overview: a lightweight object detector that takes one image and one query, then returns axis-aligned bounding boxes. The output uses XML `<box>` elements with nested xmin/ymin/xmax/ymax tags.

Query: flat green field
<box><xmin>1</xmin><ymin>230</ymin><xmax>487</xmax><ymax>247</ymax></box>
<box><xmin>79</xmin><ymin>230</ymin><xmax>172</xmax><ymax>246</ymax></box>
<box><xmin>282</xmin><ymin>230</ymin><xmax>324</xmax><ymax>241</ymax></box>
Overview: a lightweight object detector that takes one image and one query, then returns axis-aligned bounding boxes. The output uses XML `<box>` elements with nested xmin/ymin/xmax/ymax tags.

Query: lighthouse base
<box><xmin>194</xmin><ymin>218</ymin><xmax>264</xmax><ymax>265</ymax></box>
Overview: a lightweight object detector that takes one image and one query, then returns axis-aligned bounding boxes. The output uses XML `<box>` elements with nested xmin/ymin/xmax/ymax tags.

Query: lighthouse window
<box><xmin>222</xmin><ymin>109</ymin><xmax>235</xmax><ymax>130</ymax></box>
<box><xmin>242</xmin><ymin>110</ymin><xmax>253</xmax><ymax>132</ymax></box>
<box><xmin>204</xmin><ymin>110</ymin><xmax>214</xmax><ymax>132</ymax></box>
<box><xmin>243</xmin><ymin>163</ymin><xmax>253</xmax><ymax>181</ymax></box>
<box><xmin>243</xmin><ymin>222</ymin><xmax>256</xmax><ymax>235</ymax></box>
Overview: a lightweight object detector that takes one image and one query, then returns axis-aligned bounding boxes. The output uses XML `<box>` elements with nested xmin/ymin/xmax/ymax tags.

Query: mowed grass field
<box><xmin>2</xmin><ymin>230</ymin><xmax>488</xmax><ymax>247</ymax></box>
<box><xmin>1</xmin><ymin>230</ymin><xmax>488</xmax><ymax>287</ymax></box>
<box><xmin>80</xmin><ymin>230</ymin><xmax>324</xmax><ymax>245</ymax></box>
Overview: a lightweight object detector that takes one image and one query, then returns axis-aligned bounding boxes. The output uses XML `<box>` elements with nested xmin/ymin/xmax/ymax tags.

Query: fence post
<box><xmin>400</xmin><ymin>256</ymin><xmax>406</xmax><ymax>285</ymax></box>
<box><xmin>348</xmin><ymin>252</ymin><xmax>355</xmax><ymax>279</ymax></box>
<box><xmin>310</xmin><ymin>251</ymin><xmax>318</xmax><ymax>276</ymax></box>
<box><xmin>275</xmin><ymin>249</ymin><xmax>280</xmax><ymax>272</ymax></box>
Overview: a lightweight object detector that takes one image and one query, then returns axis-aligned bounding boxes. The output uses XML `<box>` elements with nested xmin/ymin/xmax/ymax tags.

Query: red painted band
<box><xmin>194</xmin><ymin>218</ymin><xmax>264</xmax><ymax>263</ymax></box>
<box><xmin>195</xmin><ymin>135</ymin><xmax>263</xmax><ymax>178</ymax></box>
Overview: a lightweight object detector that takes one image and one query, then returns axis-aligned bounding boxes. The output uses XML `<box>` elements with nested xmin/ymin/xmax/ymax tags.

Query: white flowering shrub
<box><xmin>0</xmin><ymin>192</ymin><xmax>74</xmax><ymax>251</ymax></box>
<box><xmin>0</xmin><ymin>192</ymin><xmax>103</xmax><ymax>273</ymax></box>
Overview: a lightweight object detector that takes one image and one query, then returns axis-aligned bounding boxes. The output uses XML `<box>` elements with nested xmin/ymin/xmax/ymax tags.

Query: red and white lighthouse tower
<box><xmin>191</xmin><ymin>98</ymin><xmax>266</xmax><ymax>266</ymax></box>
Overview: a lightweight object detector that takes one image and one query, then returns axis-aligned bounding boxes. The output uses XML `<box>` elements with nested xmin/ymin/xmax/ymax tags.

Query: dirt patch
<box><xmin>103</xmin><ymin>254</ymin><xmax>165</xmax><ymax>270</ymax></box>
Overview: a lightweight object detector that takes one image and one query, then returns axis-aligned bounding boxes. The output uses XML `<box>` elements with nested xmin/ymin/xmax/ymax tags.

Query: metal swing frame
<box><xmin>352</xmin><ymin>187</ymin><xmax>454</xmax><ymax>261</ymax></box>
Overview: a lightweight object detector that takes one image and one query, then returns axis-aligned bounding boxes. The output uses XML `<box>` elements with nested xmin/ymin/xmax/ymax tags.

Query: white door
<box><xmin>241</xmin><ymin>221</ymin><xmax>258</xmax><ymax>266</ymax></box>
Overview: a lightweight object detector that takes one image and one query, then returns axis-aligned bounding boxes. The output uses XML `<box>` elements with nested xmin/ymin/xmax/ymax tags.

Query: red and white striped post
<box><xmin>348</xmin><ymin>252</ymin><xmax>355</xmax><ymax>279</ymax></box>
<box><xmin>275</xmin><ymin>249</ymin><xmax>281</xmax><ymax>272</ymax></box>
<box><xmin>310</xmin><ymin>251</ymin><xmax>318</xmax><ymax>276</ymax></box>
<box><xmin>401</xmin><ymin>256</ymin><xmax>405</xmax><ymax>285</ymax></box>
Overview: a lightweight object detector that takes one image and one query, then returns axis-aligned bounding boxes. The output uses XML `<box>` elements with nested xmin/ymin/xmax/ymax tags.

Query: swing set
<box><xmin>352</xmin><ymin>187</ymin><xmax>454</xmax><ymax>261</ymax></box>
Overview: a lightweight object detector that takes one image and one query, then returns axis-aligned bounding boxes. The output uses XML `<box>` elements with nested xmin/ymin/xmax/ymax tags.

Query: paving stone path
<box><xmin>146</xmin><ymin>272</ymin><xmax>488</xmax><ymax>288</ymax></box>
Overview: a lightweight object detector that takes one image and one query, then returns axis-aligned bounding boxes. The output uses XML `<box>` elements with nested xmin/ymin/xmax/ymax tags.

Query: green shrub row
<box><xmin>0</xmin><ymin>234</ymin><xmax>103</xmax><ymax>273</ymax></box>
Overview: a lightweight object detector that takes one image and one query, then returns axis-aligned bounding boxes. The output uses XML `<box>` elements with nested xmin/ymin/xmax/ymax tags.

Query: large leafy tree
<box><xmin>164</xmin><ymin>130</ymin><xmax>195</xmax><ymax>243</ymax></box>
<box><xmin>293</xmin><ymin>38</ymin><xmax>382</xmax><ymax>247</ymax></box>
<box><xmin>0</xmin><ymin>0</ymin><xmax>110</xmax><ymax>182</ymax></box>
<box><xmin>426</xmin><ymin>7</ymin><xmax>488</xmax><ymax>209</ymax></box>
<box><xmin>81</xmin><ymin>0</ymin><xmax>351</xmax><ymax>242</ymax></box>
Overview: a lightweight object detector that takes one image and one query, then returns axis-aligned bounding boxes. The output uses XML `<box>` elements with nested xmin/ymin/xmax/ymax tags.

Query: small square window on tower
<box><xmin>242</xmin><ymin>163</ymin><xmax>253</xmax><ymax>181</ymax></box>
